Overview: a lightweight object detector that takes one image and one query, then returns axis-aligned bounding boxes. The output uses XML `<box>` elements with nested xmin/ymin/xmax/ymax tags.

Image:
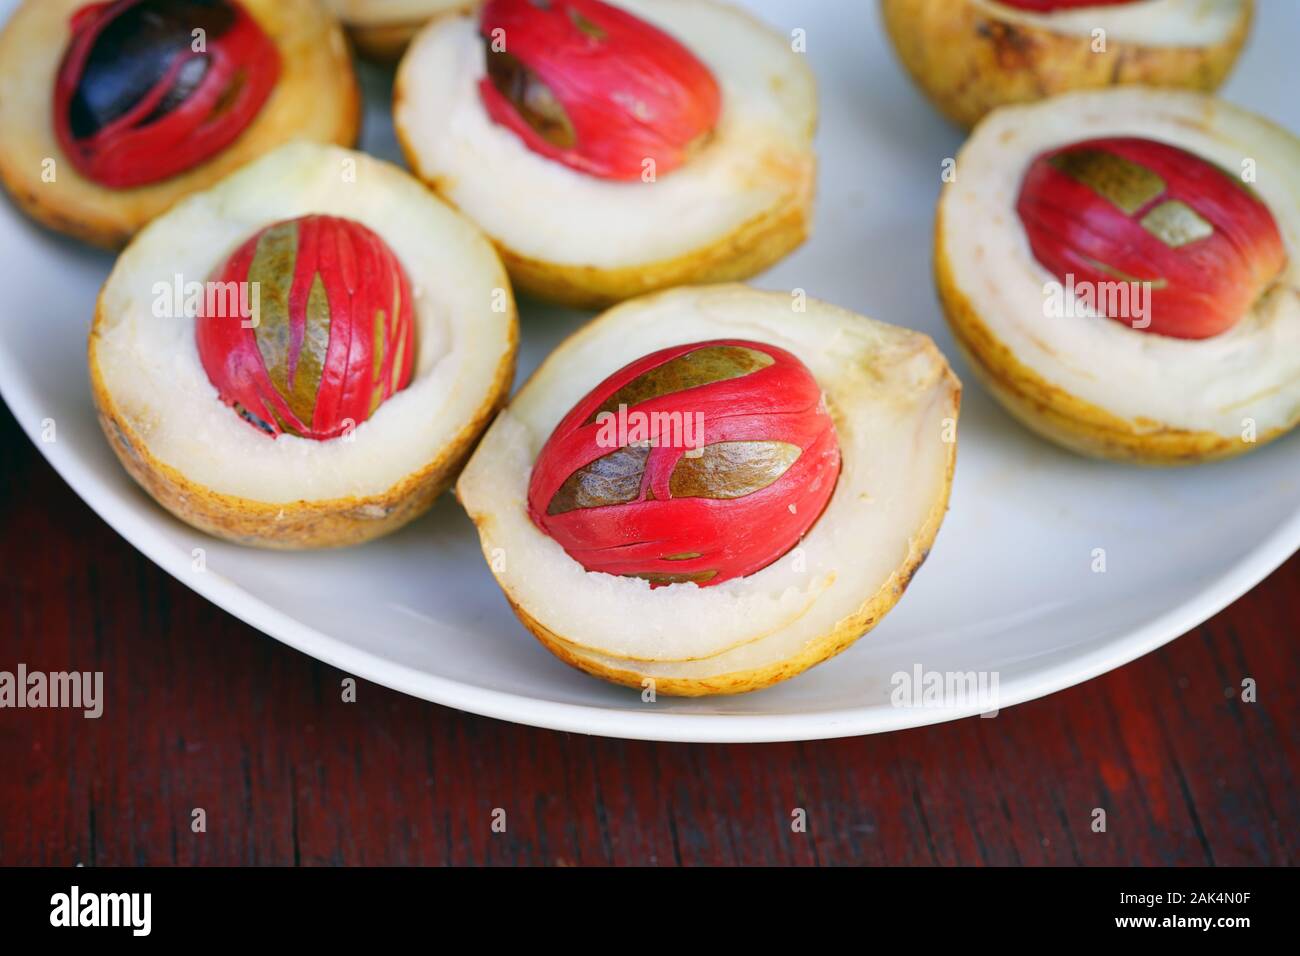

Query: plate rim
<box><xmin>4</xmin><ymin>346</ymin><xmax>1298</xmax><ymax>742</ymax></box>
<box><xmin>4</xmin><ymin>0</ymin><xmax>1297</xmax><ymax>741</ymax></box>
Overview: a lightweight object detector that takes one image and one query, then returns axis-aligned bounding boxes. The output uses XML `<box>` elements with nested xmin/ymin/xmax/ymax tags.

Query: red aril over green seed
<box><xmin>54</xmin><ymin>0</ymin><xmax>280</xmax><ymax>188</ymax></box>
<box><xmin>478</xmin><ymin>0</ymin><xmax>721</xmax><ymax>180</ymax></box>
<box><xmin>1016</xmin><ymin>136</ymin><xmax>1287</xmax><ymax>339</ymax></box>
<box><xmin>196</xmin><ymin>215</ymin><xmax>416</xmax><ymax>441</ymax></box>
<box><xmin>528</xmin><ymin>340</ymin><xmax>840</xmax><ymax>587</ymax></box>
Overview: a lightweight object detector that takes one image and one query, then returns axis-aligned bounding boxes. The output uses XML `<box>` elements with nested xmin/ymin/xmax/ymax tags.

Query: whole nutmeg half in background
<box><xmin>880</xmin><ymin>0</ymin><xmax>1253</xmax><ymax>128</ymax></box>
<box><xmin>196</xmin><ymin>215</ymin><xmax>417</xmax><ymax>441</ymax></box>
<box><xmin>324</xmin><ymin>0</ymin><xmax>471</xmax><ymax>62</ymax></box>
<box><xmin>528</xmin><ymin>340</ymin><xmax>841</xmax><ymax>587</ymax></box>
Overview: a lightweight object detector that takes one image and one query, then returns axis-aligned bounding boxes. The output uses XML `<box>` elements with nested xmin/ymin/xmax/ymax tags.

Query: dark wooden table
<box><xmin>1</xmin><ymin>400</ymin><xmax>1295</xmax><ymax>867</ymax></box>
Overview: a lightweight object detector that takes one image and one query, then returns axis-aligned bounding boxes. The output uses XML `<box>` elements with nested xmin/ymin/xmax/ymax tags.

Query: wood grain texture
<box><xmin>0</xmin><ymin>402</ymin><xmax>1295</xmax><ymax>866</ymax></box>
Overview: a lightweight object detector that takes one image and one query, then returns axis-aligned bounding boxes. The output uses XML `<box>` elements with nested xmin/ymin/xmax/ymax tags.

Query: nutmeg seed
<box><xmin>54</xmin><ymin>0</ymin><xmax>280</xmax><ymax>188</ymax></box>
<box><xmin>1016</xmin><ymin>136</ymin><xmax>1287</xmax><ymax>339</ymax></box>
<box><xmin>528</xmin><ymin>340</ymin><xmax>840</xmax><ymax>587</ymax></box>
<box><xmin>477</xmin><ymin>0</ymin><xmax>721</xmax><ymax>180</ymax></box>
<box><xmin>195</xmin><ymin>215</ymin><xmax>416</xmax><ymax>441</ymax></box>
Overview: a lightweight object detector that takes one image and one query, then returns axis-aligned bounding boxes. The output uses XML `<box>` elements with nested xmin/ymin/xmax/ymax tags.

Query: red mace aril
<box><xmin>478</xmin><ymin>0</ymin><xmax>721</xmax><ymax>180</ymax></box>
<box><xmin>528</xmin><ymin>340</ymin><xmax>841</xmax><ymax>587</ymax></box>
<box><xmin>1017</xmin><ymin>136</ymin><xmax>1287</xmax><ymax>339</ymax></box>
<box><xmin>54</xmin><ymin>0</ymin><xmax>280</xmax><ymax>189</ymax></box>
<box><xmin>196</xmin><ymin>215</ymin><xmax>416</xmax><ymax>441</ymax></box>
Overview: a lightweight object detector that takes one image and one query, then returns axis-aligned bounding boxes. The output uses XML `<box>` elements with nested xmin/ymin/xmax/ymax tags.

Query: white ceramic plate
<box><xmin>2</xmin><ymin>0</ymin><xmax>1297</xmax><ymax>742</ymax></box>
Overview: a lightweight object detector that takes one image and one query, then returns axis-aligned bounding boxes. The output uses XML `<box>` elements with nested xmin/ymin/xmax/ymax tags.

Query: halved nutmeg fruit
<box><xmin>395</xmin><ymin>0</ymin><xmax>816</xmax><ymax>308</ymax></box>
<box><xmin>457</xmin><ymin>285</ymin><xmax>960</xmax><ymax>696</ymax></box>
<box><xmin>936</xmin><ymin>88</ymin><xmax>1300</xmax><ymax>464</ymax></box>
<box><xmin>0</xmin><ymin>0</ymin><xmax>360</xmax><ymax>248</ymax></box>
<box><xmin>323</xmin><ymin>0</ymin><xmax>470</xmax><ymax>62</ymax></box>
<box><xmin>90</xmin><ymin>143</ymin><xmax>518</xmax><ymax>548</ymax></box>
<box><xmin>881</xmin><ymin>0</ymin><xmax>1253</xmax><ymax>128</ymax></box>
